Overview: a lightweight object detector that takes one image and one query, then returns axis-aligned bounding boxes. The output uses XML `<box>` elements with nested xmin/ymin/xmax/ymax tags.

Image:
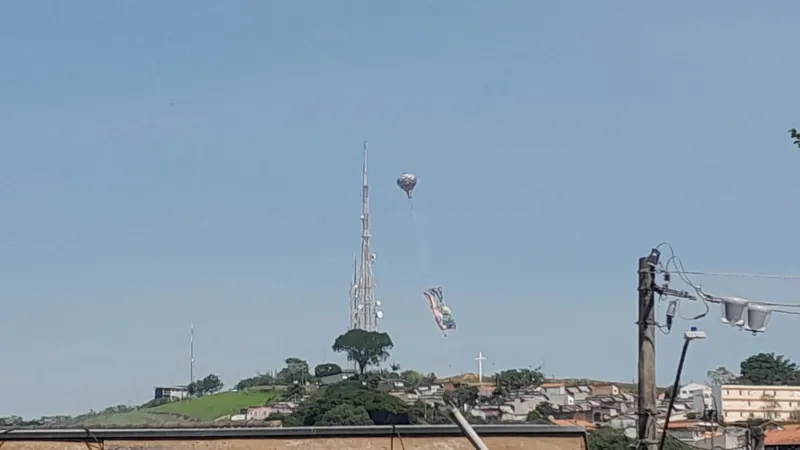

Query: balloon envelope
<box><xmin>397</xmin><ymin>173</ymin><xmax>418</xmax><ymax>198</ymax></box>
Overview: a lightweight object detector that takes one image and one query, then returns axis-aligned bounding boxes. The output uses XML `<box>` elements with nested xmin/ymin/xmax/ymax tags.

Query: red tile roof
<box><xmin>551</xmin><ymin>418</ymin><xmax>596</xmax><ymax>430</ymax></box>
<box><xmin>766</xmin><ymin>429</ymin><xmax>800</xmax><ymax>446</ymax></box>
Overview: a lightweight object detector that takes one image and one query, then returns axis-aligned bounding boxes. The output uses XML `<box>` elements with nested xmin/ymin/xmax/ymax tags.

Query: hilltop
<box><xmin>33</xmin><ymin>375</ymin><xmax>645</xmax><ymax>428</ymax></box>
<box><xmin>48</xmin><ymin>376</ymin><xmax>645</xmax><ymax>427</ymax></box>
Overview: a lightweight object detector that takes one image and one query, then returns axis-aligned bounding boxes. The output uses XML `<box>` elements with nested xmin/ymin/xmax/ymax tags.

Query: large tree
<box><xmin>187</xmin><ymin>373</ymin><xmax>223</xmax><ymax>396</ymax></box>
<box><xmin>400</xmin><ymin>370</ymin><xmax>426</xmax><ymax>388</ymax></box>
<box><xmin>316</xmin><ymin>404</ymin><xmax>373</xmax><ymax>426</ymax></box>
<box><xmin>277</xmin><ymin>357</ymin><xmax>312</xmax><ymax>384</ymax></box>
<box><xmin>235</xmin><ymin>372</ymin><xmax>275</xmax><ymax>390</ymax></box>
<box><xmin>738</xmin><ymin>353</ymin><xmax>800</xmax><ymax>385</ymax></box>
<box><xmin>332</xmin><ymin>329</ymin><xmax>394</xmax><ymax>374</ymax></box>
<box><xmin>289</xmin><ymin>381</ymin><xmax>409</xmax><ymax>426</ymax></box>
<box><xmin>283</xmin><ymin>382</ymin><xmax>307</xmax><ymax>402</ymax></box>
<box><xmin>494</xmin><ymin>368</ymin><xmax>544</xmax><ymax>394</ymax></box>
<box><xmin>443</xmin><ymin>385</ymin><xmax>479</xmax><ymax>410</ymax></box>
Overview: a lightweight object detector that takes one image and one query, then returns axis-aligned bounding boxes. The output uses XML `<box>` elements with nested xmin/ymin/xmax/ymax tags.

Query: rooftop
<box><xmin>766</xmin><ymin>429</ymin><xmax>800</xmax><ymax>446</ymax></box>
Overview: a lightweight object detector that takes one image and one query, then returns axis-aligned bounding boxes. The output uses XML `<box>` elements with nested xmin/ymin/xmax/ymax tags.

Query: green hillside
<box><xmin>60</xmin><ymin>390</ymin><xmax>278</xmax><ymax>427</ymax></box>
<box><xmin>152</xmin><ymin>390</ymin><xmax>276</xmax><ymax>421</ymax></box>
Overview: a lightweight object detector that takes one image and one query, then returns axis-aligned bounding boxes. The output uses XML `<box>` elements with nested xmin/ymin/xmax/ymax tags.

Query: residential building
<box><xmin>565</xmin><ymin>386</ymin><xmax>592</xmax><ymax>402</ymax></box>
<box><xmin>608</xmin><ymin>414</ymin><xmax>637</xmax><ymax>439</ymax></box>
<box><xmin>471</xmin><ymin>404</ymin><xmax>516</xmax><ymax>421</ymax></box>
<box><xmin>591</xmin><ymin>385</ymin><xmax>621</xmax><ymax>396</ymax></box>
<box><xmin>247</xmin><ymin>402</ymin><xmax>298</xmax><ymax>420</ymax></box>
<box><xmin>551</xmin><ymin>418</ymin><xmax>597</xmax><ymax>430</ymax></box>
<box><xmin>553</xmin><ymin>403</ymin><xmax>593</xmax><ymax>422</ymax></box>
<box><xmin>501</xmin><ymin>394</ymin><xmax>550</xmax><ymax>421</ymax></box>
<box><xmin>231</xmin><ymin>408</ymin><xmax>249</xmax><ymax>421</ymax></box>
<box><xmin>541</xmin><ymin>382</ymin><xmax>567</xmax><ymax>396</ymax></box>
<box><xmin>662</xmin><ymin>420</ymin><xmax>745</xmax><ymax>450</ymax></box>
<box><xmin>415</xmin><ymin>384</ymin><xmax>445</xmax><ymax>405</ymax></box>
<box><xmin>713</xmin><ymin>384</ymin><xmax>800</xmax><ymax>422</ymax></box>
<box><xmin>679</xmin><ymin>383</ymin><xmax>711</xmax><ymax>400</ymax></box>
<box><xmin>679</xmin><ymin>382</ymin><xmax>714</xmax><ymax>410</ymax></box>
<box><xmin>662</xmin><ymin>420</ymin><xmax>719</xmax><ymax>444</ymax></box>
<box><xmin>153</xmin><ymin>385</ymin><xmax>189</xmax><ymax>401</ymax></box>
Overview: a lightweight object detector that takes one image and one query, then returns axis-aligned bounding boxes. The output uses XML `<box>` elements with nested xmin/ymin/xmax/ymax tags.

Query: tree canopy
<box><xmin>738</xmin><ymin>353</ymin><xmax>800</xmax><ymax>385</ymax></box>
<box><xmin>277</xmin><ymin>357</ymin><xmax>313</xmax><ymax>384</ymax></box>
<box><xmin>443</xmin><ymin>385</ymin><xmax>479</xmax><ymax>410</ymax></box>
<box><xmin>332</xmin><ymin>329</ymin><xmax>394</xmax><ymax>374</ymax></box>
<box><xmin>494</xmin><ymin>368</ymin><xmax>544</xmax><ymax>394</ymax></box>
<box><xmin>187</xmin><ymin>374</ymin><xmax>223</xmax><ymax>396</ymax></box>
<box><xmin>289</xmin><ymin>381</ymin><xmax>410</xmax><ymax>426</ymax></box>
<box><xmin>235</xmin><ymin>372</ymin><xmax>275</xmax><ymax>390</ymax></box>
<box><xmin>400</xmin><ymin>370</ymin><xmax>426</xmax><ymax>388</ymax></box>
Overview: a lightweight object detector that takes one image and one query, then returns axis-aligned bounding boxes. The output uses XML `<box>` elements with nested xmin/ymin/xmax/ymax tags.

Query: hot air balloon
<box><xmin>396</xmin><ymin>173</ymin><xmax>418</xmax><ymax>198</ymax></box>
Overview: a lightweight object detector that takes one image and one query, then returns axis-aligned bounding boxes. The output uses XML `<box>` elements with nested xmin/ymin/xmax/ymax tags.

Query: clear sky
<box><xmin>1</xmin><ymin>1</ymin><xmax>799</xmax><ymax>418</ymax></box>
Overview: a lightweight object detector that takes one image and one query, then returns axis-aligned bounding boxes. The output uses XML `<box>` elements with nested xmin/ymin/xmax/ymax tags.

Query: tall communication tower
<box><xmin>349</xmin><ymin>141</ymin><xmax>383</xmax><ymax>331</ymax></box>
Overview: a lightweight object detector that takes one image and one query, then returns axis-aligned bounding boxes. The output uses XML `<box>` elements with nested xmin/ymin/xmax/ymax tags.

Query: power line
<box><xmin>652</xmin><ymin>242</ymin><xmax>800</xmax><ymax>333</ymax></box>
<box><xmin>664</xmin><ymin>270</ymin><xmax>800</xmax><ymax>281</ymax></box>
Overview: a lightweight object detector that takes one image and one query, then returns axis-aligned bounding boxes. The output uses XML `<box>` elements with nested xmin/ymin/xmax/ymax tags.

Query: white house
<box><xmin>679</xmin><ymin>383</ymin><xmax>711</xmax><ymax>400</ymax></box>
<box><xmin>153</xmin><ymin>385</ymin><xmax>189</xmax><ymax>401</ymax></box>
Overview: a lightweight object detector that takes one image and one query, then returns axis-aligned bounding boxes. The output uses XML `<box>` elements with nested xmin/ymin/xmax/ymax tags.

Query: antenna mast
<box><xmin>189</xmin><ymin>324</ymin><xmax>195</xmax><ymax>386</ymax></box>
<box><xmin>350</xmin><ymin>141</ymin><xmax>382</xmax><ymax>332</ymax></box>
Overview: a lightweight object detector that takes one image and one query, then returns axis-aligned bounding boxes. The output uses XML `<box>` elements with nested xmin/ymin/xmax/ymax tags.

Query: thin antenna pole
<box><xmin>190</xmin><ymin>324</ymin><xmax>195</xmax><ymax>386</ymax></box>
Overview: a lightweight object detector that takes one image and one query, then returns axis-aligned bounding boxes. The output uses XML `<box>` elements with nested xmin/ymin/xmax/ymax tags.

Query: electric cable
<box><xmin>653</xmin><ymin>242</ymin><xmax>800</xmax><ymax>333</ymax></box>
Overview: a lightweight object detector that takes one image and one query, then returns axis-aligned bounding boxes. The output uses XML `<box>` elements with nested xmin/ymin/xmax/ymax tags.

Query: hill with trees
<box><xmin>9</xmin><ymin>326</ymin><xmax>762</xmax><ymax>450</ymax></box>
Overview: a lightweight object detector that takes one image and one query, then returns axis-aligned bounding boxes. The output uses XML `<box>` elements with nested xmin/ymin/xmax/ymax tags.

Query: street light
<box><xmin>658</xmin><ymin>327</ymin><xmax>707</xmax><ymax>450</ymax></box>
<box><xmin>720</xmin><ymin>297</ymin><xmax>748</xmax><ymax>326</ymax></box>
<box><xmin>744</xmin><ymin>305</ymin><xmax>771</xmax><ymax>333</ymax></box>
<box><xmin>718</xmin><ymin>297</ymin><xmax>772</xmax><ymax>334</ymax></box>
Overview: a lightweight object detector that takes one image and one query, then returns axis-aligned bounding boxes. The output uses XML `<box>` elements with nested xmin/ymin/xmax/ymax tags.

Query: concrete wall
<box><xmin>3</xmin><ymin>435</ymin><xmax>586</xmax><ymax>450</ymax></box>
<box><xmin>0</xmin><ymin>426</ymin><xmax>587</xmax><ymax>450</ymax></box>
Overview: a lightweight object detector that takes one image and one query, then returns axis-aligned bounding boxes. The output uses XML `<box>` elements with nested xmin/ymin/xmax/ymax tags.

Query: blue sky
<box><xmin>1</xmin><ymin>1</ymin><xmax>800</xmax><ymax>418</ymax></box>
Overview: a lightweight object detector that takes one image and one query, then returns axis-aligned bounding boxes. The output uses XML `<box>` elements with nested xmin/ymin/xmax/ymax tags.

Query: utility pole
<box><xmin>638</xmin><ymin>249</ymin><xmax>661</xmax><ymax>450</ymax></box>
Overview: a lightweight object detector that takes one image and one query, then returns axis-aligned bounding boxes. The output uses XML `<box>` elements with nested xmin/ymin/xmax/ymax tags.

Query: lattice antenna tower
<box><xmin>349</xmin><ymin>141</ymin><xmax>383</xmax><ymax>331</ymax></box>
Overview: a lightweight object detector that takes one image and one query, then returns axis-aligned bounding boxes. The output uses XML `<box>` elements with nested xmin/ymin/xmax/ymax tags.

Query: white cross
<box><xmin>475</xmin><ymin>351</ymin><xmax>487</xmax><ymax>383</ymax></box>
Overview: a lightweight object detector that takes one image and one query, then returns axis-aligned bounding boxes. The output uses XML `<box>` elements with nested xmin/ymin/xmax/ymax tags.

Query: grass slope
<box><xmin>152</xmin><ymin>391</ymin><xmax>276</xmax><ymax>421</ymax></box>
<box><xmin>64</xmin><ymin>389</ymin><xmax>278</xmax><ymax>427</ymax></box>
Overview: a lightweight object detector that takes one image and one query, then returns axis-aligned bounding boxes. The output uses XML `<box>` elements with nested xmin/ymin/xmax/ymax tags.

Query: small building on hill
<box><xmin>153</xmin><ymin>385</ymin><xmax>189</xmax><ymax>401</ymax></box>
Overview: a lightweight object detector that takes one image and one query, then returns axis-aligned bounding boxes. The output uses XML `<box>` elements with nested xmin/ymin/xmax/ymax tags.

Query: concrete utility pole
<box><xmin>638</xmin><ymin>249</ymin><xmax>661</xmax><ymax>450</ymax></box>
